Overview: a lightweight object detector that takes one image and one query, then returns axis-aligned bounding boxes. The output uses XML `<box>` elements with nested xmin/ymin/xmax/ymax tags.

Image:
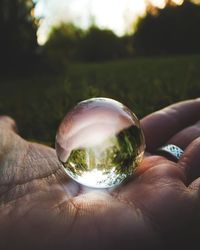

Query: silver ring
<box><xmin>157</xmin><ymin>144</ymin><xmax>184</xmax><ymax>162</ymax></box>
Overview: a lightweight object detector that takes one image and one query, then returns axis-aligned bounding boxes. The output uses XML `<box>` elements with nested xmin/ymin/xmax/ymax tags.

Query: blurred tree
<box><xmin>133</xmin><ymin>0</ymin><xmax>200</xmax><ymax>55</ymax></box>
<box><xmin>44</xmin><ymin>24</ymin><xmax>131</xmax><ymax>64</ymax></box>
<box><xmin>0</xmin><ymin>0</ymin><xmax>38</xmax><ymax>71</ymax></box>
<box><xmin>119</xmin><ymin>35</ymin><xmax>134</xmax><ymax>58</ymax></box>
<box><xmin>79</xmin><ymin>26</ymin><xmax>125</xmax><ymax>62</ymax></box>
<box><xmin>43</xmin><ymin>23</ymin><xmax>83</xmax><ymax>69</ymax></box>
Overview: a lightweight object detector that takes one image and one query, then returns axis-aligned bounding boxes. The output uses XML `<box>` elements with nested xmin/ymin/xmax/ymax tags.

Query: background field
<box><xmin>0</xmin><ymin>54</ymin><xmax>200</xmax><ymax>146</ymax></box>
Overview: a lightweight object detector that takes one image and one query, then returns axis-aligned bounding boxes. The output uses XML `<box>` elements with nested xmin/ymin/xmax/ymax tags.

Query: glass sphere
<box><xmin>55</xmin><ymin>98</ymin><xmax>145</xmax><ymax>188</ymax></box>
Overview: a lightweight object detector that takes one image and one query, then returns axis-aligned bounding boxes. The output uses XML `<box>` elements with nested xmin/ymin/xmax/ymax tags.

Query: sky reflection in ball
<box><xmin>56</xmin><ymin>98</ymin><xmax>145</xmax><ymax>188</ymax></box>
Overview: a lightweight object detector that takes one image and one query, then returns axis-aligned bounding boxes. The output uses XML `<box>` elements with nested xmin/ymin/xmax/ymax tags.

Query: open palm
<box><xmin>0</xmin><ymin>99</ymin><xmax>200</xmax><ymax>250</ymax></box>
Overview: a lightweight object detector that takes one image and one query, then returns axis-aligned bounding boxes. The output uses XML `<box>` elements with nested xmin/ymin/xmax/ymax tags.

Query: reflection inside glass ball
<box><xmin>55</xmin><ymin>98</ymin><xmax>145</xmax><ymax>188</ymax></box>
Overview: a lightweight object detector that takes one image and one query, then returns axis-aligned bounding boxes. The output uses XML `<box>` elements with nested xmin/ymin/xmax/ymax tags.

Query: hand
<box><xmin>0</xmin><ymin>99</ymin><xmax>200</xmax><ymax>250</ymax></box>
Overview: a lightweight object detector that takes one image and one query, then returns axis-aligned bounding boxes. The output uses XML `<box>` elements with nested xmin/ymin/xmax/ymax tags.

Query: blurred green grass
<box><xmin>0</xmin><ymin>54</ymin><xmax>200</xmax><ymax>146</ymax></box>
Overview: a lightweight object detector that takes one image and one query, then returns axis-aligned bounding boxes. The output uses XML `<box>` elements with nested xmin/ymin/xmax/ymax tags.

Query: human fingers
<box><xmin>178</xmin><ymin>137</ymin><xmax>200</xmax><ymax>184</ymax></box>
<box><xmin>0</xmin><ymin>116</ymin><xmax>17</xmax><ymax>132</ymax></box>
<box><xmin>0</xmin><ymin>116</ymin><xmax>21</xmax><ymax>164</ymax></box>
<box><xmin>148</xmin><ymin>121</ymin><xmax>200</xmax><ymax>184</ymax></box>
<box><xmin>154</xmin><ymin>120</ymin><xmax>200</xmax><ymax>163</ymax></box>
<box><xmin>0</xmin><ymin>115</ymin><xmax>78</xmax><ymax>204</ymax></box>
<box><xmin>141</xmin><ymin>98</ymin><xmax>200</xmax><ymax>152</ymax></box>
<box><xmin>167</xmin><ymin>120</ymin><xmax>200</xmax><ymax>150</ymax></box>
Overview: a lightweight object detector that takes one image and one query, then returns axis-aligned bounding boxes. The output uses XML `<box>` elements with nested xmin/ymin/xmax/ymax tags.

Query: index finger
<box><xmin>141</xmin><ymin>98</ymin><xmax>200</xmax><ymax>153</ymax></box>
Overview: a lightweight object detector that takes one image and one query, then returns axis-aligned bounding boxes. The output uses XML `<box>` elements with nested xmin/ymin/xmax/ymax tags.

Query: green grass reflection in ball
<box><xmin>55</xmin><ymin>98</ymin><xmax>145</xmax><ymax>188</ymax></box>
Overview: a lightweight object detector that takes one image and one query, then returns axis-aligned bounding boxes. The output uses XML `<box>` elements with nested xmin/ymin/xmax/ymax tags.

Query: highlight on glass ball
<box><xmin>55</xmin><ymin>98</ymin><xmax>145</xmax><ymax>188</ymax></box>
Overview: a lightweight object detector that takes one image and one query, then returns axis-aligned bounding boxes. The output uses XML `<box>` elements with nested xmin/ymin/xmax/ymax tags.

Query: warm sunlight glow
<box><xmin>36</xmin><ymin>0</ymin><xmax>147</xmax><ymax>44</ymax></box>
<box><xmin>35</xmin><ymin>0</ymin><xmax>185</xmax><ymax>45</ymax></box>
<box><xmin>89</xmin><ymin>0</ymin><xmax>146</xmax><ymax>35</ymax></box>
<box><xmin>172</xmin><ymin>0</ymin><xmax>184</xmax><ymax>5</ymax></box>
<box><xmin>149</xmin><ymin>0</ymin><xmax>166</xmax><ymax>8</ymax></box>
<box><xmin>192</xmin><ymin>0</ymin><xmax>200</xmax><ymax>4</ymax></box>
<box><xmin>148</xmin><ymin>0</ymin><xmax>184</xmax><ymax>8</ymax></box>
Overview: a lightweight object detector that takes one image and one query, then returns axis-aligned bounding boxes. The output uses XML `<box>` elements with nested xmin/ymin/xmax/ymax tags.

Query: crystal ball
<box><xmin>55</xmin><ymin>98</ymin><xmax>145</xmax><ymax>188</ymax></box>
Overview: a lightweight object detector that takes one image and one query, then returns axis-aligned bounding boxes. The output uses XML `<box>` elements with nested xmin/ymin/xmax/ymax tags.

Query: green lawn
<box><xmin>0</xmin><ymin>54</ymin><xmax>200</xmax><ymax>145</ymax></box>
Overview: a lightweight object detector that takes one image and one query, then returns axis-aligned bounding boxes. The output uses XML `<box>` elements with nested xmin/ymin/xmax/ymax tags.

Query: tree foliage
<box><xmin>133</xmin><ymin>0</ymin><xmax>200</xmax><ymax>55</ymax></box>
<box><xmin>0</xmin><ymin>0</ymin><xmax>38</xmax><ymax>70</ymax></box>
<box><xmin>43</xmin><ymin>1</ymin><xmax>200</xmax><ymax>64</ymax></box>
<box><xmin>43</xmin><ymin>23</ymin><xmax>83</xmax><ymax>68</ymax></box>
<box><xmin>43</xmin><ymin>24</ymin><xmax>132</xmax><ymax>64</ymax></box>
<box><xmin>78</xmin><ymin>26</ymin><xmax>127</xmax><ymax>62</ymax></box>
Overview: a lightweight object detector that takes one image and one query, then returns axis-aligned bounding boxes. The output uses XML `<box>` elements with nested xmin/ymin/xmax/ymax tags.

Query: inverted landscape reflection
<box><xmin>56</xmin><ymin>98</ymin><xmax>145</xmax><ymax>188</ymax></box>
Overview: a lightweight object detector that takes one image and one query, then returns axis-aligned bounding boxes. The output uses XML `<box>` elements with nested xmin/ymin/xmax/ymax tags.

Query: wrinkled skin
<box><xmin>0</xmin><ymin>99</ymin><xmax>200</xmax><ymax>250</ymax></box>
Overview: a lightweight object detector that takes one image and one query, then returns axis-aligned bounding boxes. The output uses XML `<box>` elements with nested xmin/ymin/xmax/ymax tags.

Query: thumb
<box><xmin>0</xmin><ymin>116</ymin><xmax>18</xmax><ymax>133</ymax></box>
